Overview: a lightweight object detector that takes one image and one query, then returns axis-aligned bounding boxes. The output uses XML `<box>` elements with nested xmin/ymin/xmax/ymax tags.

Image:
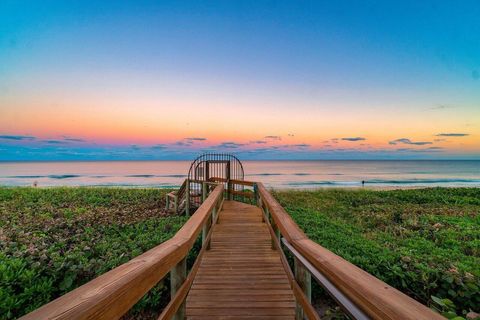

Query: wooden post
<box><xmin>174</xmin><ymin>195</ymin><xmax>178</xmax><ymax>214</ymax></box>
<box><xmin>294</xmin><ymin>257</ymin><xmax>312</xmax><ymax>320</ymax></box>
<box><xmin>170</xmin><ymin>257</ymin><xmax>186</xmax><ymax>320</ymax></box>
<box><xmin>185</xmin><ymin>180</ymin><xmax>190</xmax><ymax>216</ymax></box>
<box><xmin>213</xmin><ymin>206</ymin><xmax>218</xmax><ymax>224</ymax></box>
<box><xmin>271</xmin><ymin>216</ymin><xmax>278</xmax><ymax>250</ymax></box>
<box><xmin>202</xmin><ymin>182</ymin><xmax>207</xmax><ymax>203</ymax></box>
<box><xmin>228</xmin><ymin>180</ymin><xmax>233</xmax><ymax>200</ymax></box>
<box><xmin>165</xmin><ymin>195</ymin><xmax>170</xmax><ymax>212</ymax></box>
<box><xmin>202</xmin><ymin>212</ymin><xmax>212</xmax><ymax>250</ymax></box>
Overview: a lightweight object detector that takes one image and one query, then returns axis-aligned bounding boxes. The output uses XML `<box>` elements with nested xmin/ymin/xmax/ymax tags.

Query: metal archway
<box><xmin>187</xmin><ymin>153</ymin><xmax>244</xmax><ymax>208</ymax></box>
<box><xmin>188</xmin><ymin>153</ymin><xmax>244</xmax><ymax>182</ymax></box>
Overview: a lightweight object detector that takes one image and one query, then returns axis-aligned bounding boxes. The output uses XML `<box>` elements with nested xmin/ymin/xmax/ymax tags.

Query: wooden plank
<box><xmin>187</xmin><ymin>308</ymin><xmax>295</xmax><ymax>316</ymax></box>
<box><xmin>185</xmin><ymin>200</ymin><xmax>296</xmax><ymax>319</ymax></box>
<box><xmin>187</xmin><ymin>317</ymin><xmax>293</xmax><ymax>320</ymax></box>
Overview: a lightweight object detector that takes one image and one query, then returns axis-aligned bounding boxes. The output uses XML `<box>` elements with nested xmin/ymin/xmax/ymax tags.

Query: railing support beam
<box><xmin>174</xmin><ymin>195</ymin><xmax>178</xmax><ymax>213</ymax></box>
<box><xmin>271</xmin><ymin>214</ymin><xmax>279</xmax><ymax>250</ymax></box>
<box><xmin>202</xmin><ymin>182</ymin><xmax>207</xmax><ymax>203</ymax></box>
<box><xmin>170</xmin><ymin>257</ymin><xmax>186</xmax><ymax>320</ymax></box>
<box><xmin>185</xmin><ymin>180</ymin><xmax>190</xmax><ymax>216</ymax></box>
<box><xmin>202</xmin><ymin>213</ymin><xmax>212</xmax><ymax>250</ymax></box>
<box><xmin>294</xmin><ymin>257</ymin><xmax>312</xmax><ymax>320</ymax></box>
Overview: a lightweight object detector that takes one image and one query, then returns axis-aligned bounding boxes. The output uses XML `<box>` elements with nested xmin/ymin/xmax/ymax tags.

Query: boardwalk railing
<box><xmin>21</xmin><ymin>180</ymin><xmax>444</xmax><ymax>320</ymax></box>
<box><xmin>255</xmin><ymin>182</ymin><xmax>444</xmax><ymax>320</ymax></box>
<box><xmin>20</xmin><ymin>184</ymin><xmax>225</xmax><ymax>320</ymax></box>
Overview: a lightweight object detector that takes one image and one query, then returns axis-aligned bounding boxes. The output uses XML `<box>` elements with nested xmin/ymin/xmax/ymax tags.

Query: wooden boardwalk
<box><xmin>186</xmin><ymin>200</ymin><xmax>296</xmax><ymax>319</ymax></box>
<box><xmin>21</xmin><ymin>180</ymin><xmax>444</xmax><ymax>320</ymax></box>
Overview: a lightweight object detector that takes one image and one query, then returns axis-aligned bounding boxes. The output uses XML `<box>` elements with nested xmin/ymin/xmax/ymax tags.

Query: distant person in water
<box><xmin>33</xmin><ymin>181</ymin><xmax>38</xmax><ymax>187</ymax></box>
<box><xmin>362</xmin><ymin>180</ymin><xmax>365</xmax><ymax>187</ymax></box>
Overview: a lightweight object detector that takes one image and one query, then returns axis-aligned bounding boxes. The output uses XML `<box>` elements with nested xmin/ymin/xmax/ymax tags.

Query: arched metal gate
<box><xmin>166</xmin><ymin>153</ymin><xmax>246</xmax><ymax>214</ymax></box>
<box><xmin>187</xmin><ymin>153</ymin><xmax>244</xmax><ymax>209</ymax></box>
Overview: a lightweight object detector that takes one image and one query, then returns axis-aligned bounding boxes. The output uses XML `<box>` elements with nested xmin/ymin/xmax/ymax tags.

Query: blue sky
<box><xmin>0</xmin><ymin>1</ymin><xmax>479</xmax><ymax>160</ymax></box>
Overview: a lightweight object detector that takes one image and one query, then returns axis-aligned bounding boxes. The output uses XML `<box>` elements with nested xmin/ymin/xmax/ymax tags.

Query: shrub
<box><xmin>274</xmin><ymin>188</ymin><xmax>480</xmax><ymax>317</ymax></box>
<box><xmin>0</xmin><ymin>187</ymin><xmax>187</xmax><ymax>319</ymax></box>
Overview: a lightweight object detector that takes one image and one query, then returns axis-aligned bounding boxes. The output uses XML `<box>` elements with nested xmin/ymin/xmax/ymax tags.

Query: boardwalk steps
<box><xmin>21</xmin><ymin>180</ymin><xmax>445</xmax><ymax>320</ymax></box>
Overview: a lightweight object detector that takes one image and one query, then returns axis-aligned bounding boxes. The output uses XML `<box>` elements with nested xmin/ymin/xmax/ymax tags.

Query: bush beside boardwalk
<box><xmin>274</xmin><ymin>188</ymin><xmax>480</xmax><ymax>318</ymax></box>
<box><xmin>1</xmin><ymin>187</ymin><xmax>479</xmax><ymax>319</ymax></box>
<box><xmin>0</xmin><ymin>187</ymin><xmax>187</xmax><ymax>319</ymax></box>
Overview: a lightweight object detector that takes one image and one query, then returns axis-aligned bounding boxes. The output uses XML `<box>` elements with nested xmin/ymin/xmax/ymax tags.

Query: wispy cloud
<box><xmin>174</xmin><ymin>140</ymin><xmax>191</xmax><ymax>146</ymax></box>
<box><xmin>287</xmin><ymin>143</ymin><xmax>311</xmax><ymax>148</ymax></box>
<box><xmin>151</xmin><ymin>144</ymin><xmax>167</xmax><ymax>150</ymax></box>
<box><xmin>43</xmin><ymin>140</ymin><xmax>66</xmax><ymax>144</ymax></box>
<box><xmin>341</xmin><ymin>137</ymin><xmax>366</xmax><ymax>142</ymax></box>
<box><xmin>0</xmin><ymin>134</ymin><xmax>36</xmax><ymax>141</ymax></box>
<box><xmin>389</xmin><ymin>138</ymin><xmax>432</xmax><ymax>146</ymax></box>
<box><xmin>435</xmin><ymin>133</ymin><xmax>469</xmax><ymax>137</ymax></box>
<box><xmin>174</xmin><ymin>137</ymin><xmax>207</xmax><ymax>146</ymax></box>
<box><xmin>250</xmin><ymin>140</ymin><xmax>267</xmax><ymax>144</ymax></box>
<box><xmin>264</xmin><ymin>135</ymin><xmax>282</xmax><ymax>140</ymax></box>
<box><xmin>185</xmin><ymin>137</ymin><xmax>207</xmax><ymax>141</ymax></box>
<box><xmin>215</xmin><ymin>142</ymin><xmax>246</xmax><ymax>149</ymax></box>
<box><xmin>62</xmin><ymin>136</ymin><xmax>86</xmax><ymax>142</ymax></box>
<box><xmin>396</xmin><ymin>146</ymin><xmax>443</xmax><ymax>153</ymax></box>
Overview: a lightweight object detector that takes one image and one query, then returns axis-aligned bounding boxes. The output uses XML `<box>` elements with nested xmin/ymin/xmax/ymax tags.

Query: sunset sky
<box><xmin>1</xmin><ymin>1</ymin><xmax>479</xmax><ymax>160</ymax></box>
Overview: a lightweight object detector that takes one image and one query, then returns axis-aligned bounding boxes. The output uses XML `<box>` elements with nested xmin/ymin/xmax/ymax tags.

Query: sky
<box><xmin>0</xmin><ymin>1</ymin><xmax>479</xmax><ymax>160</ymax></box>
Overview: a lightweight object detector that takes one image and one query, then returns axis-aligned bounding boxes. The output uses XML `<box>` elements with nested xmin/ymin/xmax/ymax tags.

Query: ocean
<box><xmin>0</xmin><ymin>160</ymin><xmax>479</xmax><ymax>189</ymax></box>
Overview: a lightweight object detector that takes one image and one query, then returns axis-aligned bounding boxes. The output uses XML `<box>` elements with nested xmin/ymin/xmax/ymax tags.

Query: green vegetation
<box><xmin>2</xmin><ymin>186</ymin><xmax>479</xmax><ymax>319</ymax></box>
<box><xmin>0</xmin><ymin>187</ymin><xmax>187</xmax><ymax>320</ymax></box>
<box><xmin>274</xmin><ymin>187</ymin><xmax>480</xmax><ymax>318</ymax></box>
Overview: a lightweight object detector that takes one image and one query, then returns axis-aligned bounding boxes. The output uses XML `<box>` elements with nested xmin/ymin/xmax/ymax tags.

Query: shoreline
<box><xmin>1</xmin><ymin>184</ymin><xmax>479</xmax><ymax>191</ymax></box>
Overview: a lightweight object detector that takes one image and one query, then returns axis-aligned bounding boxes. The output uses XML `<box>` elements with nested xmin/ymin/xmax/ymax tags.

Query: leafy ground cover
<box><xmin>0</xmin><ymin>187</ymin><xmax>187</xmax><ymax>320</ymax></box>
<box><xmin>2</xmin><ymin>186</ymin><xmax>479</xmax><ymax>319</ymax></box>
<box><xmin>274</xmin><ymin>187</ymin><xmax>480</xmax><ymax>319</ymax></box>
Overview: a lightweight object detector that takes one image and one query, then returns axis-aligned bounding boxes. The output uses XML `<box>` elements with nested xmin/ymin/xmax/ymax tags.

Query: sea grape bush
<box><xmin>0</xmin><ymin>187</ymin><xmax>187</xmax><ymax>319</ymax></box>
<box><xmin>274</xmin><ymin>187</ymin><xmax>480</xmax><ymax>318</ymax></box>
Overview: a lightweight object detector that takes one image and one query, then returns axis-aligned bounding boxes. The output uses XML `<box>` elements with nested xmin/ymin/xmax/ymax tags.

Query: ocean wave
<box><xmin>125</xmin><ymin>174</ymin><xmax>156</xmax><ymax>178</ymax></box>
<box><xmin>366</xmin><ymin>178</ymin><xmax>480</xmax><ymax>184</ymax></box>
<box><xmin>48</xmin><ymin>175</ymin><xmax>81</xmax><ymax>179</ymax></box>
<box><xmin>5</xmin><ymin>174</ymin><xmax>82</xmax><ymax>179</ymax></box>
<box><xmin>287</xmin><ymin>181</ymin><xmax>358</xmax><ymax>186</ymax></box>
<box><xmin>160</xmin><ymin>174</ymin><xmax>187</xmax><ymax>178</ymax></box>
<box><xmin>125</xmin><ymin>174</ymin><xmax>186</xmax><ymax>178</ymax></box>
<box><xmin>7</xmin><ymin>175</ymin><xmax>44</xmax><ymax>179</ymax></box>
<box><xmin>287</xmin><ymin>178</ymin><xmax>480</xmax><ymax>187</ymax></box>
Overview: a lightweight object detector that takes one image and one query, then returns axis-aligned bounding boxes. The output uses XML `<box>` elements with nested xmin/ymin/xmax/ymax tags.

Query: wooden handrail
<box><xmin>158</xmin><ymin>195</ymin><xmax>220</xmax><ymax>320</ymax></box>
<box><xmin>261</xmin><ymin>204</ymin><xmax>320</xmax><ymax>320</ymax></box>
<box><xmin>21</xmin><ymin>184</ymin><xmax>225</xmax><ymax>320</ymax></box>
<box><xmin>256</xmin><ymin>182</ymin><xmax>444</xmax><ymax>320</ymax></box>
<box><xmin>230</xmin><ymin>179</ymin><xmax>256</xmax><ymax>186</ymax></box>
